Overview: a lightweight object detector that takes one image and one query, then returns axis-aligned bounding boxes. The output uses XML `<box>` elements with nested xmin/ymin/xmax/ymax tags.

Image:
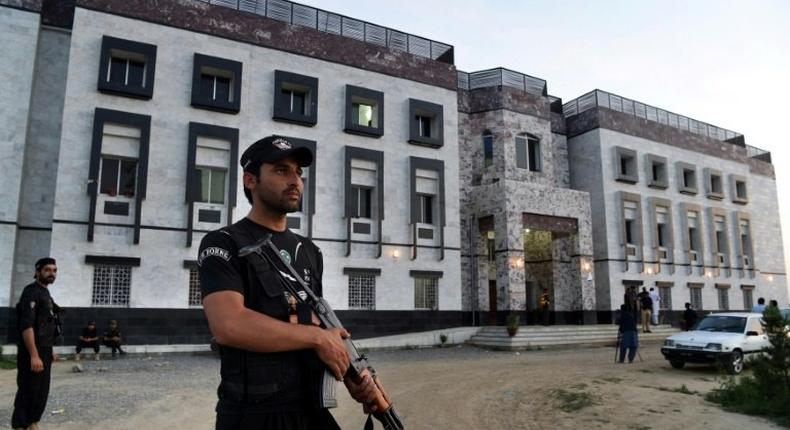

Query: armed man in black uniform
<box><xmin>12</xmin><ymin>257</ymin><xmax>62</xmax><ymax>430</ymax></box>
<box><xmin>199</xmin><ymin>136</ymin><xmax>378</xmax><ymax>430</ymax></box>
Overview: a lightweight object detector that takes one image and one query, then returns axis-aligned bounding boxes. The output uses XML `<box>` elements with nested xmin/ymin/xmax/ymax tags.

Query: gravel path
<box><xmin>0</xmin><ymin>345</ymin><xmax>783</xmax><ymax>429</ymax></box>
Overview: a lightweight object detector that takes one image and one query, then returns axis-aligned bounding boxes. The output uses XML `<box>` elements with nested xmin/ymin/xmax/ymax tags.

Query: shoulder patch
<box><xmin>199</xmin><ymin>247</ymin><xmax>231</xmax><ymax>266</ymax></box>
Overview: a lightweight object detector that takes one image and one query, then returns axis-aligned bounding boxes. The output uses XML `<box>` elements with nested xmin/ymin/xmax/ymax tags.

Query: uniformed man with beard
<box><xmin>199</xmin><ymin>136</ymin><xmax>377</xmax><ymax>429</ymax></box>
<box><xmin>12</xmin><ymin>257</ymin><xmax>62</xmax><ymax>430</ymax></box>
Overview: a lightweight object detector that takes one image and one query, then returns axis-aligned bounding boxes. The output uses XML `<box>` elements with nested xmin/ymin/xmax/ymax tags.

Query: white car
<box><xmin>660</xmin><ymin>312</ymin><xmax>769</xmax><ymax>374</ymax></box>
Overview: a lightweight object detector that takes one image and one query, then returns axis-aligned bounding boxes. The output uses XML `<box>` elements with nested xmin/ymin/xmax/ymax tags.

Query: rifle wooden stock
<box><xmin>239</xmin><ymin>235</ymin><xmax>404</xmax><ymax>430</ymax></box>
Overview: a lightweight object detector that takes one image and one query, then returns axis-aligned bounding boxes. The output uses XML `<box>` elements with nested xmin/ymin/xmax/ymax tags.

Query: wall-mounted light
<box><xmin>705</xmin><ymin>271</ymin><xmax>712</xmax><ymax>278</ymax></box>
<box><xmin>582</xmin><ymin>262</ymin><xmax>591</xmax><ymax>272</ymax></box>
<box><xmin>524</xmin><ymin>228</ymin><xmax>531</xmax><ymax>233</ymax></box>
<box><xmin>646</xmin><ymin>267</ymin><xmax>653</xmax><ymax>275</ymax></box>
<box><xmin>766</xmin><ymin>274</ymin><xmax>774</xmax><ymax>282</ymax></box>
<box><xmin>392</xmin><ymin>249</ymin><xmax>400</xmax><ymax>260</ymax></box>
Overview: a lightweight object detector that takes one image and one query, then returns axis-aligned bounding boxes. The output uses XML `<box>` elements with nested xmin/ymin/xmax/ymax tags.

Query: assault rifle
<box><xmin>239</xmin><ymin>234</ymin><xmax>404</xmax><ymax>430</ymax></box>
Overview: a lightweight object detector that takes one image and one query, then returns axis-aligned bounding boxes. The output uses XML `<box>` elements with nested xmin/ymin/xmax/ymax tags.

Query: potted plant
<box><xmin>506</xmin><ymin>314</ymin><xmax>520</xmax><ymax>337</ymax></box>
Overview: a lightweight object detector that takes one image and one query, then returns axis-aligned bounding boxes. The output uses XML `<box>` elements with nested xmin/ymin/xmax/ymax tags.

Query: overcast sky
<box><xmin>300</xmin><ymin>0</ymin><xmax>790</xmax><ymax>296</ymax></box>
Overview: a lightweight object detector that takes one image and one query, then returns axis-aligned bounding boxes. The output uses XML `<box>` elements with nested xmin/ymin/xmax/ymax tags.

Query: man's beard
<box><xmin>256</xmin><ymin>186</ymin><xmax>301</xmax><ymax>214</ymax></box>
<box><xmin>39</xmin><ymin>275</ymin><xmax>55</xmax><ymax>285</ymax></box>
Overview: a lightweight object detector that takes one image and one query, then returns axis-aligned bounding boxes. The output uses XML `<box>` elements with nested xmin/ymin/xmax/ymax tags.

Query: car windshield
<box><xmin>693</xmin><ymin>316</ymin><xmax>747</xmax><ymax>333</ymax></box>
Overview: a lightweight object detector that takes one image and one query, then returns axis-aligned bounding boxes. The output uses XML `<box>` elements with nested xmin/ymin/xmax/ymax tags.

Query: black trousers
<box><xmin>76</xmin><ymin>340</ymin><xmax>100</xmax><ymax>353</ymax></box>
<box><xmin>103</xmin><ymin>339</ymin><xmax>124</xmax><ymax>354</ymax></box>
<box><xmin>12</xmin><ymin>346</ymin><xmax>52</xmax><ymax>429</ymax></box>
<box><xmin>216</xmin><ymin>409</ymin><xmax>340</xmax><ymax>430</ymax></box>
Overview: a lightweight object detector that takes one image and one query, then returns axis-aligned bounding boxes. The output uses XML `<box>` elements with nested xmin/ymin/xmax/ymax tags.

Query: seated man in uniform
<box><xmin>102</xmin><ymin>320</ymin><xmax>126</xmax><ymax>358</ymax></box>
<box><xmin>75</xmin><ymin>320</ymin><xmax>100</xmax><ymax>361</ymax></box>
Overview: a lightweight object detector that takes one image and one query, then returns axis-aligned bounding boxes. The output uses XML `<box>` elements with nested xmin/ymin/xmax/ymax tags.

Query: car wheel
<box><xmin>726</xmin><ymin>350</ymin><xmax>743</xmax><ymax>375</ymax></box>
<box><xmin>670</xmin><ymin>361</ymin><xmax>685</xmax><ymax>369</ymax></box>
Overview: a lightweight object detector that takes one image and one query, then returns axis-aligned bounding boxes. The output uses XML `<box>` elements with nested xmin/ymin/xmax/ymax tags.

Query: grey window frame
<box><xmin>408</xmin><ymin>98</ymin><xmax>444</xmax><ymax>148</ymax></box>
<box><xmin>704</xmin><ymin>168</ymin><xmax>724</xmax><ymax>200</ymax></box>
<box><xmin>97</xmin><ymin>35</ymin><xmax>157</xmax><ymax>99</ymax></box>
<box><xmin>191</xmin><ymin>53</ymin><xmax>242</xmax><ymax>114</ymax></box>
<box><xmin>273</xmin><ymin>70</ymin><xmax>318</xmax><ymax>126</ymax></box>
<box><xmin>676</xmin><ymin>161</ymin><xmax>698</xmax><ymax>195</ymax></box>
<box><xmin>645</xmin><ymin>154</ymin><xmax>668</xmax><ymax>189</ymax></box>
<box><xmin>730</xmin><ymin>174</ymin><xmax>748</xmax><ymax>204</ymax></box>
<box><xmin>344</xmin><ymin>85</ymin><xmax>384</xmax><ymax>137</ymax></box>
<box><xmin>614</xmin><ymin>146</ymin><xmax>638</xmax><ymax>184</ymax></box>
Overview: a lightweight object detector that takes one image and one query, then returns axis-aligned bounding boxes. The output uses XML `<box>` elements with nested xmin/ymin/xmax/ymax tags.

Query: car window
<box><xmin>746</xmin><ymin>317</ymin><xmax>764</xmax><ymax>335</ymax></box>
<box><xmin>695</xmin><ymin>316</ymin><xmax>747</xmax><ymax>333</ymax></box>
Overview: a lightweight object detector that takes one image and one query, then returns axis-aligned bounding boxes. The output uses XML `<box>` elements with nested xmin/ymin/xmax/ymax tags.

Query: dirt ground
<box><xmin>0</xmin><ymin>343</ymin><xmax>782</xmax><ymax>430</ymax></box>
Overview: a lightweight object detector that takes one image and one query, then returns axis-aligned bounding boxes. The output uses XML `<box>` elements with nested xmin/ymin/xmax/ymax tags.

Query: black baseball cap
<box><xmin>240</xmin><ymin>136</ymin><xmax>313</xmax><ymax>173</ymax></box>
<box><xmin>35</xmin><ymin>257</ymin><xmax>56</xmax><ymax>271</ymax></box>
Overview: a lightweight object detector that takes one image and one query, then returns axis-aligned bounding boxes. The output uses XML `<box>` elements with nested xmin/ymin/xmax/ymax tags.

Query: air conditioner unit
<box><xmin>626</xmin><ymin>245</ymin><xmax>637</xmax><ymax>256</ymax></box>
<box><xmin>658</xmin><ymin>249</ymin><xmax>668</xmax><ymax>260</ymax></box>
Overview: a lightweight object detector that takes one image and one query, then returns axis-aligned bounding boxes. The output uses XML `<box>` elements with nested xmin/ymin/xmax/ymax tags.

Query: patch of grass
<box><xmin>570</xmin><ymin>383</ymin><xmax>588</xmax><ymax>389</ymax></box>
<box><xmin>646</xmin><ymin>408</ymin><xmax>660</xmax><ymax>414</ymax></box>
<box><xmin>551</xmin><ymin>388</ymin><xmax>597</xmax><ymax>412</ymax></box>
<box><xmin>696</xmin><ymin>377</ymin><xmax>714</xmax><ymax>382</ymax></box>
<box><xmin>672</xmin><ymin>384</ymin><xmax>698</xmax><ymax>395</ymax></box>
<box><xmin>672</xmin><ymin>409</ymin><xmax>681</xmax><ymax>413</ymax></box>
<box><xmin>0</xmin><ymin>347</ymin><xmax>16</xmax><ymax>370</ymax></box>
<box><xmin>638</xmin><ymin>368</ymin><xmax>652</xmax><ymax>373</ymax></box>
<box><xmin>600</xmin><ymin>377</ymin><xmax>623</xmax><ymax>384</ymax></box>
<box><xmin>707</xmin><ymin>376</ymin><xmax>790</xmax><ymax>428</ymax></box>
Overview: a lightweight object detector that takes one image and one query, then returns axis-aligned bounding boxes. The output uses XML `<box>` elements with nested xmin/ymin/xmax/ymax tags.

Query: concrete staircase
<box><xmin>468</xmin><ymin>324</ymin><xmax>678</xmax><ymax>350</ymax></box>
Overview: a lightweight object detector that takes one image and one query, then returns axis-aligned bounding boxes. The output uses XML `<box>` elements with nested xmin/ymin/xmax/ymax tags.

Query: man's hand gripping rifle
<box><xmin>239</xmin><ymin>235</ymin><xmax>404</xmax><ymax>430</ymax></box>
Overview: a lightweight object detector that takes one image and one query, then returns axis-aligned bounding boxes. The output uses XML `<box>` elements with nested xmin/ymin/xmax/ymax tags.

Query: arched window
<box><xmin>482</xmin><ymin>130</ymin><xmax>493</xmax><ymax>167</ymax></box>
<box><xmin>516</xmin><ymin>133</ymin><xmax>541</xmax><ymax>172</ymax></box>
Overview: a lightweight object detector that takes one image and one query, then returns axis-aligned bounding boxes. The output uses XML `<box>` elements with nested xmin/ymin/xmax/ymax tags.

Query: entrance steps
<box><xmin>468</xmin><ymin>324</ymin><xmax>678</xmax><ymax>350</ymax></box>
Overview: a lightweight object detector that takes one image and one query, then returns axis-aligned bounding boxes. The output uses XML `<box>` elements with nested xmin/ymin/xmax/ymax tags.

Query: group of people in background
<box><xmin>75</xmin><ymin>319</ymin><xmax>126</xmax><ymax>360</ymax></box>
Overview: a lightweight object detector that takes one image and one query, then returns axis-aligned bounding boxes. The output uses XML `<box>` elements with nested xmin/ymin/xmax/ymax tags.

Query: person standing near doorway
<box><xmin>649</xmin><ymin>287</ymin><xmax>660</xmax><ymax>326</ymax></box>
<box><xmin>539</xmin><ymin>288</ymin><xmax>551</xmax><ymax>326</ymax></box>
<box><xmin>12</xmin><ymin>257</ymin><xmax>62</xmax><ymax>430</ymax></box>
<box><xmin>638</xmin><ymin>287</ymin><xmax>653</xmax><ymax>333</ymax></box>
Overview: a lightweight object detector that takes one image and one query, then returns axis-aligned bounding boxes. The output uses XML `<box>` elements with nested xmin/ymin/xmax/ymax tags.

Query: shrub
<box><xmin>706</xmin><ymin>306</ymin><xmax>790</xmax><ymax>427</ymax></box>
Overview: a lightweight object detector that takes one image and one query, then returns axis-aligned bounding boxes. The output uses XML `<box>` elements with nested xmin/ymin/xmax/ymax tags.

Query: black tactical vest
<box><xmin>217</xmin><ymin>223</ymin><xmax>320</xmax><ymax>411</ymax></box>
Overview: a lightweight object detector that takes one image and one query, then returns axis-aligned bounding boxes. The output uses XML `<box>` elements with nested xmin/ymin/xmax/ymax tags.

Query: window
<box><xmin>92</xmin><ymin>264</ymin><xmax>131</xmax><ymax>307</ymax></box>
<box><xmin>623</xmin><ymin>200</ymin><xmax>639</xmax><ymax>248</ymax></box>
<box><xmin>97</xmin><ymin>36</ymin><xmax>157</xmax><ymax>99</ymax></box>
<box><xmin>615</xmin><ymin>147</ymin><xmax>638</xmax><ymax>183</ymax></box>
<box><xmin>689</xmin><ymin>285</ymin><xmax>703</xmax><ymax>310</ymax></box>
<box><xmin>687</xmin><ymin>211</ymin><xmax>701</xmax><ymax>261</ymax></box>
<box><xmin>483</xmin><ymin>132</ymin><xmax>493</xmax><ymax>167</ymax></box>
<box><xmin>731</xmin><ymin>175</ymin><xmax>748</xmax><ymax>204</ymax></box>
<box><xmin>344</xmin><ymin>86</ymin><xmax>385</xmax><ymax>137</ymax></box>
<box><xmin>191</xmin><ymin>54</ymin><xmax>242</xmax><ymax>113</ymax></box>
<box><xmin>646</xmin><ymin>155</ymin><xmax>668</xmax><ymax>189</ymax></box>
<box><xmin>717</xmin><ymin>286</ymin><xmax>730</xmax><ymax>310</ymax></box>
<box><xmin>714</xmin><ymin>214</ymin><xmax>728</xmax><ymax>265</ymax></box>
<box><xmin>273</xmin><ymin>70</ymin><xmax>318</xmax><ymax>126</ymax></box>
<box><xmin>739</xmin><ymin>218</ymin><xmax>753</xmax><ymax>268</ymax></box>
<box><xmin>408</xmin><ymin>98</ymin><xmax>444</xmax><ymax>147</ymax></box>
<box><xmin>742</xmin><ymin>288</ymin><xmax>754</xmax><ymax>311</ymax></box>
<box><xmin>189</xmin><ymin>267</ymin><xmax>201</xmax><ymax>307</ymax></box>
<box><xmin>197</xmin><ymin>167</ymin><xmax>226</xmax><ymax>204</ymax></box>
<box><xmin>655</xmin><ymin>205</ymin><xmax>670</xmax><ymax>251</ymax></box>
<box><xmin>658</xmin><ymin>284</ymin><xmax>672</xmax><ymax>310</ymax></box>
<box><xmin>414</xmin><ymin>277</ymin><xmax>438</xmax><ymax>310</ymax></box>
<box><xmin>487</xmin><ymin>231</ymin><xmax>496</xmax><ymax>262</ymax></box>
<box><xmin>746</xmin><ymin>317</ymin><xmax>764</xmax><ymax>335</ymax></box>
<box><xmin>348</xmin><ymin>273</ymin><xmax>376</xmax><ymax>310</ymax></box>
<box><xmin>418</xmin><ymin>194</ymin><xmax>434</xmax><ymax>224</ymax></box>
<box><xmin>677</xmin><ymin>162</ymin><xmax>697</xmax><ymax>195</ymax></box>
<box><xmin>516</xmin><ymin>134</ymin><xmax>541</xmax><ymax>172</ymax></box>
<box><xmin>99</xmin><ymin>157</ymin><xmax>137</xmax><ymax>197</ymax></box>
<box><xmin>705</xmin><ymin>168</ymin><xmax>724</xmax><ymax>200</ymax></box>
<box><xmin>352</xmin><ymin>186</ymin><xmax>372</xmax><ymax>218</ymax></box>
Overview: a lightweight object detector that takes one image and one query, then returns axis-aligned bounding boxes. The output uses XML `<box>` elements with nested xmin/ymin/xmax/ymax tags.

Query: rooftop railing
<box><xmin>563</xmin><ymin>90</ymin><xmax>771</xmax><ymax>161</ymax></box>
<box><xmin>198</xmin><ymin>0</ymin><xmax>454</xmax><ymax>63</ymax></box>
<box><xmin>458</xmin><ymin>68</ymin><xmax>548</xmax><ymax>96</ymax></box>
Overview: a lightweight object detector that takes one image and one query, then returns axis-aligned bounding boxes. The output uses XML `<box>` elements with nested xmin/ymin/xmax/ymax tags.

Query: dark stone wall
<box><xmin>458</xmin><ymin>86</ymin><xmax>550</xmax><ymax>119</ymax></box>
<box><xmin>1</xmin><ymin>307</ymin><xmax>471</xmax><ymax>345</ymax></box>
<box><xmin>0</xmin><ymin>0</ymin><xmax>41</xmax><ymax>12</ymax></box>
<box><xmin>567</xmin><ymin>107</ymin><xmax>775</xmax><ymax>178</ymax></box>
<box><xmin>74</xmin><ymin>0</ymin><xmax>456</xmax><ymax>91</ymax></box>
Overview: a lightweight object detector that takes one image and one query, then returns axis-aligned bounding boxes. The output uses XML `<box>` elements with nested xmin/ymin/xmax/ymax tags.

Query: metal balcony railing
<box><xmin>457</xmin><ymin>68</ymin><xmax>548</xmax><ymax>97</ymax></box>
<box><xmin>198</xmin><ymin>0</ymin><xmax>454</xmax><ymax>63</ymax></box>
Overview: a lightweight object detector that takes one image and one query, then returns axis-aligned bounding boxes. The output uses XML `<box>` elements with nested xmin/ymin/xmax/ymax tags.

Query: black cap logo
<box><xmin>272</xmin><ymin>138</ymin><xmax>292</xmax><ymax>150</ymax></box>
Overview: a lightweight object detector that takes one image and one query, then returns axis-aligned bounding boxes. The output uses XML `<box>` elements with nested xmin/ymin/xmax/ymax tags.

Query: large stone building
<box><xmin>1</xmin><ymin>0</ymin><xmax>786</xmax><ymax>344</ymax></box>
